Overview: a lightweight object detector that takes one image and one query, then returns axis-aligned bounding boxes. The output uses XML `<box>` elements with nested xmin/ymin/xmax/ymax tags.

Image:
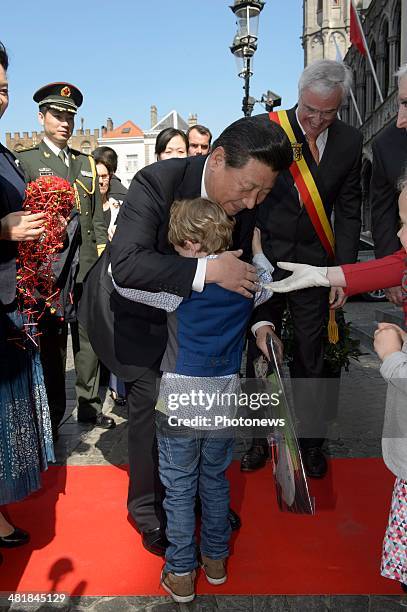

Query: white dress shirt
<box><xmin>190</xmin><ymin>157</ymin><xmax>211</xmax><ymax>291</ymax></box>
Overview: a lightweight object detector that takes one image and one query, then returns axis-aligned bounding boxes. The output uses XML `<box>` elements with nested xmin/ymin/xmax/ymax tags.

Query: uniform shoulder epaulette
<box><xmin>69</xmin><ymin>147</ymin><xmax>82</xmax><ymax>157</ymax></box>
<box><xmin>16</xmin><ymin>145</ymin><xmax>39</xmax><ymax>154</ymax></box>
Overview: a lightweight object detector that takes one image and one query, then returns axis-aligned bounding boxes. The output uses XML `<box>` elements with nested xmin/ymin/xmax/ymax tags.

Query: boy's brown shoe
<box><xmin>200</xmin><ymin>554</ymin><xmax>227</xmax><ymax>585</ymax></box>
<box><xmin>161</xmin><ymin>569</ymin><xmax>196</xmax><ymax>603</ymax></box>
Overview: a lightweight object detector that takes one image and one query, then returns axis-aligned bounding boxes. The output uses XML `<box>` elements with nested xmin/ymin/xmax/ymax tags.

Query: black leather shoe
<box><xmin>302</xmin><ymin>447</ymin><xmax>327</xmax><ymax>479</ymax></box>
<box><xmin>141</xmin><ymin>528</ymin><xmax>168</xmax><ymax>557</ymax></box>
<box><xmin>240</xmin><ymin>438</ymin><xmax>269</xmax><ymax>472</ymax></box>
<box><xmin>114</xmin><ymin>396</ymin><xmax>126</xmax><ymax>407</ymax></box>
<box><xmin>78</xmin><ymin>414</ymin><xmax>116</xmax><ymax>429</ymax></box>
<box><xmin>0</xmin><ymin>527</ymin><xmax>30</xmax><ymax>548</ymax></box>
<box><xmin>110</xmin><ymin>391</ymin><xmax>127</xmax><ymax>407</ymax></box>
<box><xmin>228</xmin><ymin>508</ymin><xmax>241</xmax><ymax>531</ymax></box>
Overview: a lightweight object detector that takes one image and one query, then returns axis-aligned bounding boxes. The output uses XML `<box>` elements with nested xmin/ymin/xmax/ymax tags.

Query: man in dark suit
<box><xmin>370</xmin><ymin>64</ymin><xmax>407</xmax><ymax>306</ymax></box>
<box><xmin>243</xmin><ymin>60</ymin><xmax>363</xmax><ymax>478</ymax></box>
<box><xmin>83</xmin><ymin>117</ymin><xmax>293</xmax><ymax>555</ymax></box>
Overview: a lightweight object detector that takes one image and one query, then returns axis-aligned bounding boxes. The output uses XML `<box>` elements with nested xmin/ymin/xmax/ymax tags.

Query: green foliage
<box><xmin>282</xmin><ymin>309</ymin><xmax>363</xmax><ymax>373</ymax></box>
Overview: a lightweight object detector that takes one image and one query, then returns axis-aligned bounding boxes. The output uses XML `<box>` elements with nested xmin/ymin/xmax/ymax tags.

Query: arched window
<box><xmin>370</xmin><ymin>40</ymin><xmax>378</xmax><ymax>109</ymax></box>
<box><xmin>356</xmin><ymin>54</ymin><xmax>366</xmax><ymax>122</ymax></box>
<box><xmin>390</xmin><ymin>0</ymin><xmax>401</xmax><ymax>91</ymax></box>
<box><xmin>361</xmin><ymin>160</ymin><xmax>372</xmax><ymax>231</ymax></box>
<box><xmin>380</xmin><ymin>20</ymin><xmax>390</xmax><ymax>96</ymax></box>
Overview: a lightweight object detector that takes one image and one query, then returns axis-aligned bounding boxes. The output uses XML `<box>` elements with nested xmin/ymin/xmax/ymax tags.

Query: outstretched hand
<box><xmin>263</xmin><ymin>261</ymin><xmax>330</xmax><ymax>293</ymax></box>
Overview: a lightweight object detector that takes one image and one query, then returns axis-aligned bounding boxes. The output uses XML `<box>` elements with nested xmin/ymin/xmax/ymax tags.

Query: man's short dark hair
<box><xmin>187</xmin><ymin>124</ymin><xmax>212</xmax><ymax>145</ymax></box>
<box><xmin>211</xmin><ymin>116</ymin><xmax>293</xmax><ymax>171</ymax></box>
<box><xmin>0</xmin><ymin>41</ymin><xmax>9</xmax><ymax>71</ymax></box>
<box><xmin>93</xmin><ymin>146</ymin><xmax>118</xmax><ymax>174</ymax></box>
<box><xmin>39</xmin><ymin>104</ymin><xmax>50</xmax><ymax>115</ymax></box>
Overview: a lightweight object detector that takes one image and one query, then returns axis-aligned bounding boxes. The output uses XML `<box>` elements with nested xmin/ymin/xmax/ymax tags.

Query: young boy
<box><xmin>113</xmin><ymin>197</ymin><xmax>273</xmax><ymax>603</ymax></box>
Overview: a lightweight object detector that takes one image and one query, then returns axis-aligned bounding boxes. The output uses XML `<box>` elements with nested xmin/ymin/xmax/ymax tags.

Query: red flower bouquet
<box><xmin>17</xmin><ymin>176</ymin><xmax>74</xmax><ymax>319</ymax></box>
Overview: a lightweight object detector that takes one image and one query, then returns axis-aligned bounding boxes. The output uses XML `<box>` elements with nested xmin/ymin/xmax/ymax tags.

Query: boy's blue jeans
<box><xmin>156</xmin><ymin>412</ymin><xmax>234</xmax><ymax>574</ymax></box>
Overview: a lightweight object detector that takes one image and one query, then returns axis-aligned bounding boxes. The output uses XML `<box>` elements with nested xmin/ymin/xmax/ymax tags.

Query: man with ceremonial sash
<box><xmin>243</xmin><ymin>60</ymin><xmax>362</xmax><ymax>478</ymax></box>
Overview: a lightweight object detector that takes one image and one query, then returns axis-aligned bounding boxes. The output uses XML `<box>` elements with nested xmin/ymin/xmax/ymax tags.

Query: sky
<box><xmin>1</xmin><ymin>0</ymin><xmax>304</xmax><ymax>141</ymax></box>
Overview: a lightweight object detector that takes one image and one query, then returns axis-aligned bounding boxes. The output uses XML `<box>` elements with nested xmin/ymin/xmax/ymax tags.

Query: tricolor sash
<box><xmin>269</xmin><ymin>110</ymin><xmax>335</xmax><ymax>259</ymax></box>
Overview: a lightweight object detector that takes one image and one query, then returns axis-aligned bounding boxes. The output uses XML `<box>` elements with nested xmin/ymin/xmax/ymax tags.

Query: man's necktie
<box><xmin>58</xmin><ymin>150</ymin><xmax>67</xmax><ymax>166</ymax></box>
<box><xmin>307</xmin><ymin>136</ymin><xmax>320</xmax><ymax>165</ymax></box>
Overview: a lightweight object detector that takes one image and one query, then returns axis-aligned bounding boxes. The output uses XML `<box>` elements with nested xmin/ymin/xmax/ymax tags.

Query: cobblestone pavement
<box><xmin>2</xmin><ymin>300</ymin><xmax>406</xmax><ymax>611</ymax></box>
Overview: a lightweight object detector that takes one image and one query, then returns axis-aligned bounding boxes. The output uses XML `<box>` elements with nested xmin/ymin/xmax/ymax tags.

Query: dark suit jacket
<box><xmin>0</xmin><ymin>144</ymin><xmax>26</xmax><ymax>305</ymax></box>
<box><xmin>370</xmin><ymin>121</ymin><xmax>407</xmax><ymax>258</ymax></box>
<box><xmin>80</xmin><ymin>155</ymin><xmax>256</xmax><ymax>380</ymax></box>
<box><xmin>252</xmin><ymin>108</ymin><xmax>362</xmax><ymax>323</ymax></box>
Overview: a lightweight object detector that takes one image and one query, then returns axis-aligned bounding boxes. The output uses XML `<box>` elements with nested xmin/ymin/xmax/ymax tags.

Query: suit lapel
<box><xmin>175</xmin><ymin>156</ymin><xmax>206</xmax><ymax>200</ymax></box>
<box><xmin>0</xmin><ymin>144</ymin><xmax>26</xmax><ymax>182</ymax></box>
<box><xmin>318</xmin><ymin>119</ymin><xmax>339</xmax><ymax>171</ymax></box>
<box><xmin>286</xmin><ymin>107</ymin><xmax>306</xmax><ymax>146</ymax></box>
<box><xmin>39</xmin><ymin>140</ymin><xmax>69</xmax><ymax>179</ymax></box>
<box><xmin>396</xmin><ymin>124</ymin><xmax>407</xmax><ymax>156</ymax></box>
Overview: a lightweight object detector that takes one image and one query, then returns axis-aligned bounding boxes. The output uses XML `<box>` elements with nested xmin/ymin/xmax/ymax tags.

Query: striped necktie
<box><xmin>306</xmin><ymin>136</ymin><xmax>320</xmax><ymax>165</ymax></box>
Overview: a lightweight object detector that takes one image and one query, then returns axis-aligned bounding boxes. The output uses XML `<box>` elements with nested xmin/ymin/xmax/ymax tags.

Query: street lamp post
<box><xmin>230</xmin><ymin>0</ymin><xmax>265</xmax><ymax>117</ymax></box>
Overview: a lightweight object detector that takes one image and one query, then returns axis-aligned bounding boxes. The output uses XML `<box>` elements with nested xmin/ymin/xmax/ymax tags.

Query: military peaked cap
<box><xmin>33</xmin><ymin>82</ymin><xmax>83</xmax><ymax>114</ymax></box>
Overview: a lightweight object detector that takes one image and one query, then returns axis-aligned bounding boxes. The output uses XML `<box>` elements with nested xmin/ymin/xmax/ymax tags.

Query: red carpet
<box><xmin>1</xmin><ymin>459</ymin><xmax>401</xmax><ymax>596</ymax></box>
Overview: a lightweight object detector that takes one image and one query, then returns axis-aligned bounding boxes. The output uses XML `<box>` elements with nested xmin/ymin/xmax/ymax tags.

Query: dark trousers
<box><xmin>39</xmin><ymin>314</ymin><xmax>101</xmax><ymax>431</ymax></box>
<box><xmin>125</xmin><ymin>360</ymin><xmax>166</xmax><ymax>532</ymax></box>
<box><xmin>247</xmin><ymin>286</ymin><xmax>331</xmax><ymax>449</ymax></box>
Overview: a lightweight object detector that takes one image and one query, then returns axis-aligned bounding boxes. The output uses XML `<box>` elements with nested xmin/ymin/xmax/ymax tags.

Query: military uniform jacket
<box><xmin>16</xmin><ymin>140</ymin><xmax>106</xmax><ymax>284</ymax></box>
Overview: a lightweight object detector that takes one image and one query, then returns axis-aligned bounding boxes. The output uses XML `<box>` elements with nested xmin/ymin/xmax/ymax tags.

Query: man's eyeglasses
<box><xmin>300</xmin><ymin>100</ymin><xmax>339</xmax><ymax>119</ymax></box>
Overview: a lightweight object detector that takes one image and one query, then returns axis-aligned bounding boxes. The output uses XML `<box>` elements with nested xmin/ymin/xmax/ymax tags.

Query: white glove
<box><xmin>263</xmin><ymin>262</ymin><xmax>330</xmax><ymax>292</ymax></box>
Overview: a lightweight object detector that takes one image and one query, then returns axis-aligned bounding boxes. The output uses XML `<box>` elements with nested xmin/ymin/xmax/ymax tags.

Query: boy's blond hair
<box><xmin>168</xmin><ymin>198</ymin><xmax>235</xmax><ymax>254</ymax></box>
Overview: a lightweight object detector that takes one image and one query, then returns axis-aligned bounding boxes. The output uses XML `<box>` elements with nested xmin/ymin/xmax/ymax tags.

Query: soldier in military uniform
<box><xmin>16</xmin><ymin>82</ymin><xmax>114</xmax><ymax>438</ymax></box>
